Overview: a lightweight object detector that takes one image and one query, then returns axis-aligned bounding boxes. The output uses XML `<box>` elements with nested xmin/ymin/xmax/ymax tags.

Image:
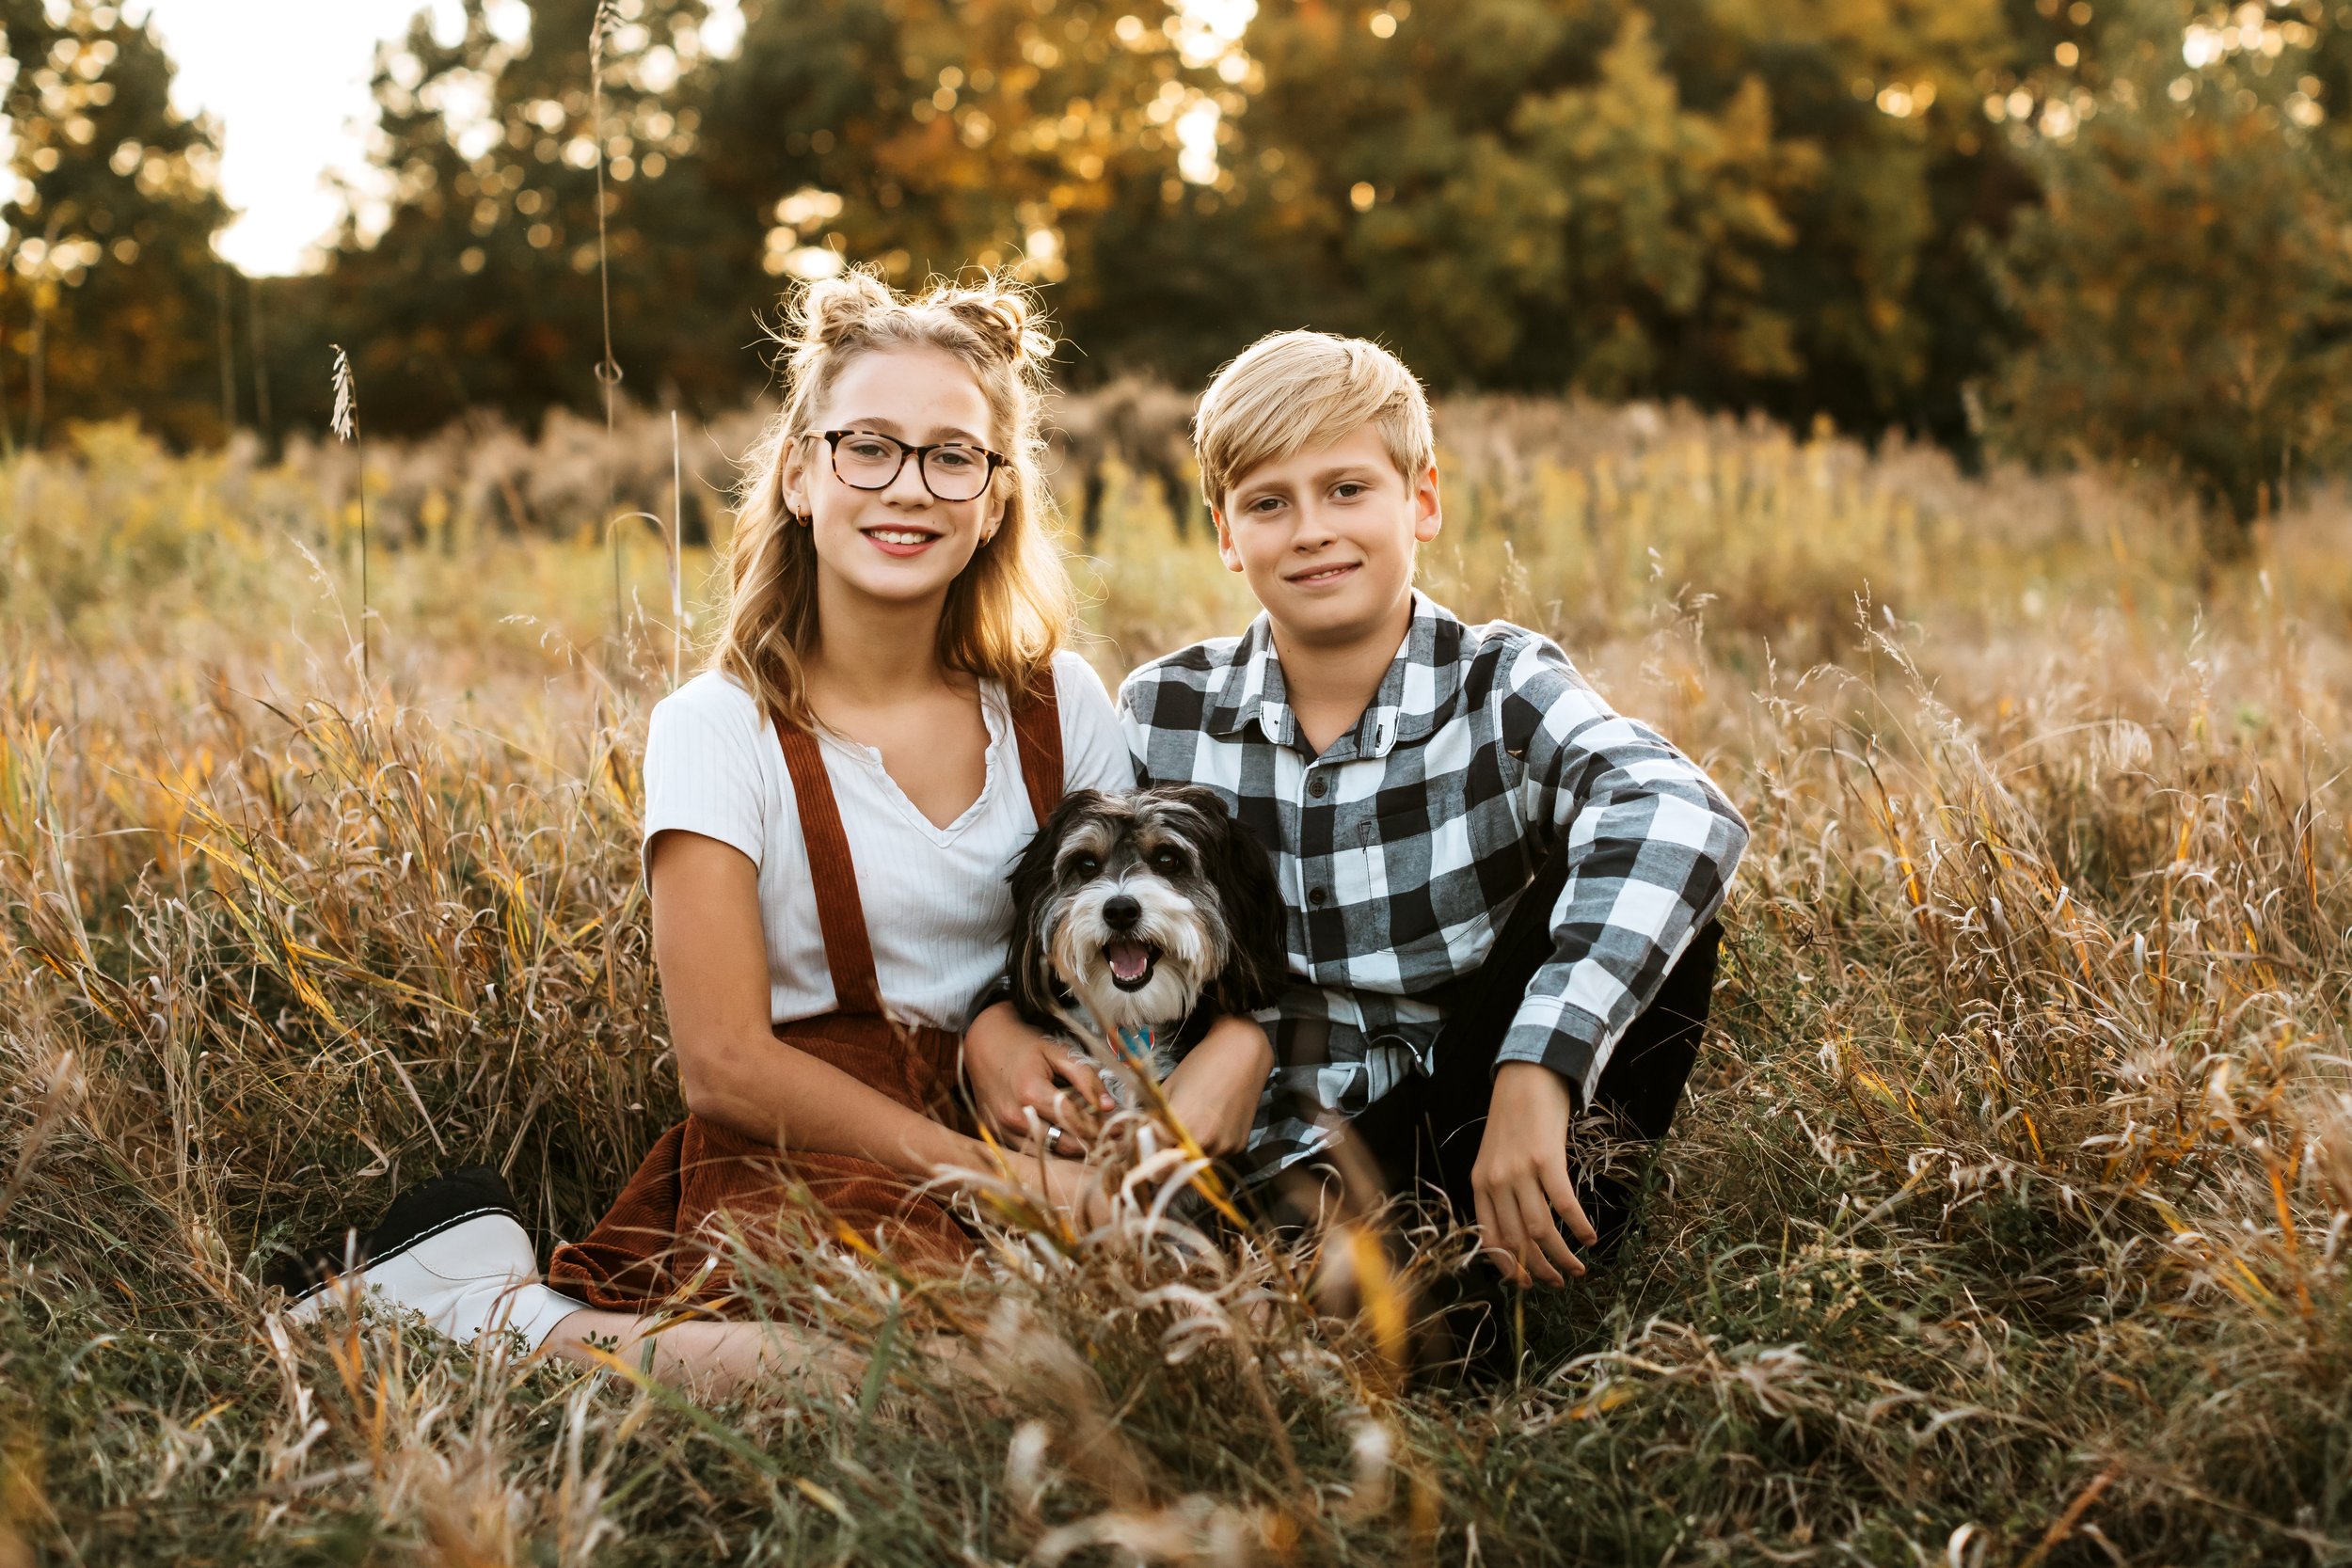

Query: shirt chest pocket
<box><xmin>1352</xmin><ymin>764</ymin><xmax>1531</xmax><ymax>950</ymax></box>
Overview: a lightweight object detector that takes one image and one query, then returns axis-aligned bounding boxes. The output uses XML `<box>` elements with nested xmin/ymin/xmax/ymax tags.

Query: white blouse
<box><xmin>640</xmin><ymin>651</ymin><xmax>1132</xmax><ymax>1030</ymax></box>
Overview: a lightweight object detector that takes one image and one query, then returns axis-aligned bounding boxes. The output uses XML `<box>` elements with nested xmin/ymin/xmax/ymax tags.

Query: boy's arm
<box><xmin>1494</xmin><ymin>635</ymin><xmax>1749</xmax><ymax>1104</ymax></box>
<box><xmin>1470</xmin><ymin>637</ymin><xmax>1749</xmax><ymax>1286</ymax></box>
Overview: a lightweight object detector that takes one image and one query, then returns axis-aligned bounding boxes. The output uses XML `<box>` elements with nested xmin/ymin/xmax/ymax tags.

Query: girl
<box><xmin>282</xmin><ymin>271</ymin><xmax>1274</xmax><ymax>1394</ymax></box>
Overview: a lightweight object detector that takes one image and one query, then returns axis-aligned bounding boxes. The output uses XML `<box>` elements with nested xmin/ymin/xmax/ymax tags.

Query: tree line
<box><xmin>2</xmin><ymin>0</ymin><xmax>2345</xmax><ymax>525</ymax></box>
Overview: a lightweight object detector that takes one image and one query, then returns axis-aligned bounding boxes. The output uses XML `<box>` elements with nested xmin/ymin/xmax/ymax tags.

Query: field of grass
<box><xmin>3</xmin><ymin>398</ymin><xmax>2350</xmax><ymax>1565</ymax></box>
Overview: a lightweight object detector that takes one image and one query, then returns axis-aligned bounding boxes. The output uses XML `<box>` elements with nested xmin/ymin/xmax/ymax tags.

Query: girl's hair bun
<box><xmin>791</xmin><ymin>269</ymin><xmax>896</xmax><ymax>350</ymax></box>
<box><xmin>940</xmin><ymin>281</ymin><xmax>1057</xmax><ymax>368</ymax></box>
<box><xmin>776</xmin><ymin>270</ymin><xmax>1055</xmax><ymax>372</ymax></box>
<box><xmin>765</xmin><ymin>265</ymin><xmax>1059</xmax><ymax>409</ymax></box>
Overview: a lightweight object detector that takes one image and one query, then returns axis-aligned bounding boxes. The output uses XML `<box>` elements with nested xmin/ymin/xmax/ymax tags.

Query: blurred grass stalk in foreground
<box><xmin>0</xmin><ymin>392</ymin><xmax>2348</xmax><ymax>1563</ymax></box>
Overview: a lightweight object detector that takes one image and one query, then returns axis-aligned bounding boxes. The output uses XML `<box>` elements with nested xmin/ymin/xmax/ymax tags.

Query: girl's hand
<box><xmin>1158</xmin><ymin>1016</ymin><xmax>1273</xmax><ymax>1159</ymax></box>
<box><xmin>1035</xmin><ymin>1151</ymin><xmax>1110</xmax><ymax>1229</ymax></box>
<box><xmin>962</xmin><ymin>1002</ymin><xmax>1113</xmax><ymax>1150</ymax></box>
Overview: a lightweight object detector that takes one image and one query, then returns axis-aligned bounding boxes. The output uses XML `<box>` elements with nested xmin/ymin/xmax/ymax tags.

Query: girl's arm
<box><xmin>1160</xmin><ymin>1016</ymin><xmax>1272</xmax><ymax>1158</ymax></box>
<box><xmin>651</xmin><ymin>828</ymin><xmax>989</xmax><ymax>1179</ymax></box>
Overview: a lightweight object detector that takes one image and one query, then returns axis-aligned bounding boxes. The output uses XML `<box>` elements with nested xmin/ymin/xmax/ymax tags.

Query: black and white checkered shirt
<box><xmin>1119</xmin><ymin>592</ymin><xmax>1749</xmax><ymax>1181</ymax></box>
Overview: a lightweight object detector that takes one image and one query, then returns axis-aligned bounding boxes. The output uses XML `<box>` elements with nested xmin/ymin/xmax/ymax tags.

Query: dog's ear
<box><xmin>1179</xmin><ymin>788</ymin><xmax>1286</xmax><ymax>1015</ymax></box>
<box><xmin>1004</xmin><ymin>788</ymin><xmax>1102</xmax><ymax>1026</ymax></box>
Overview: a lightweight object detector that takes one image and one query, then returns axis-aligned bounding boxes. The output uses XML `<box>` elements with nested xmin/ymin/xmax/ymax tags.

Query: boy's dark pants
<box><xmin>1263</xmin><ymin>843</ymin><xmax>1724</xmax><ymax>1363</ymax></box>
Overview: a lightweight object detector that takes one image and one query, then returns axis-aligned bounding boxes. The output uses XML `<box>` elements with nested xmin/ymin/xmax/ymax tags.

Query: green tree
<box><xmin>1379</xmin><ymin>10</ymin><xmax>1811</xmax><ymax>393</ymax></box>
<box><xmin>288</xmin><ymin>0</ymin><xmax>1211</xmax><ymax>436</ymax></box>
<box><xmin>277</xmin><ymin>0</ymin><xmax>2054</xmax><ymax>455</ymax></box>
<box><xmin>696</xmin><ymin>0</ymin><xmax>1212</xmax><ymax>342</ymax></box>
<box><xmin>272</xmin><ymin>0</ymin><xmax>744</xmax><ymax>438</ymax></box>
<box><xmin>1668</xmin><ymin>0</ymin><xmax>2035</xmax><ymax>447</ymax></box>
<box><xmin>1993</xmin><ymin>0</ymin><xmax>2352</xmax><ymax>527</ymax></box>
<box><xmin>264</xmin><ymin>0</ymin><xmax>2352</xmax><ymax>518</ymax></box>
<box><xmin>0</xmin><ymin>0</ymin><xmax>230</xmax><ymax>448</ymax></box>
<box><xmin>1120</xmin><ymin>0</ymin><xmax>2035</xmax><ymax>442</ymax></box>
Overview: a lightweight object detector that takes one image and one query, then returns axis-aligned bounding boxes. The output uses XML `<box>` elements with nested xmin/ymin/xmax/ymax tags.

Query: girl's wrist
<box><xmin>937</xmin><ymin>1128</ymin><xmax>1009</xmax><ymax>1177</ymax></box>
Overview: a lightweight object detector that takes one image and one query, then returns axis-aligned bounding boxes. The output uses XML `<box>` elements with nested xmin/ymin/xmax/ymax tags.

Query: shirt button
<box><xmin>1308</xmin><ymin>887</ymin><xmax>1327</xmax><ymax>908</ymax></box>
<box><xmin>1308</xmin><ymin>774</ymin><xmax>1328</xmax><ymax>799</ymax></box>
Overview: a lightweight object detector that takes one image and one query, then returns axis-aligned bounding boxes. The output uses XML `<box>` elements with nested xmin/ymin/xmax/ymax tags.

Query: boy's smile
<box><xmin>1214</xmin><ymin>422</ymin><xmax>1442</xmax><ymax>652</ymax></box>
<box><xmin>1284</xmin><ymin>558</ymin><xmax>1360</xmax><ymax>588</ymax></box>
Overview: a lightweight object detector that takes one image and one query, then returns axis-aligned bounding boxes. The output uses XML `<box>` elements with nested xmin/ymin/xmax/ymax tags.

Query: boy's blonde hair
<box><xmin>717</xmin><ymin>268</ymin><xmax>1070</xmax><ymax>730</ymax></box>
<box><xmin>1192</xmin><ymin>329</ymin><xmax>1437</xmax><ymax>515</ymax></box>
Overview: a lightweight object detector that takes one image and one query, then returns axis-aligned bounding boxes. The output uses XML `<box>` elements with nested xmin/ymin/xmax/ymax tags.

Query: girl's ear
<box><xmin>1004</xmin><ymin>790</ymin><xmax>1097</xmax><ymax>1025</ymax></box>
<box><xmin>778</xmin><ymin>436</ymin><xmax>813</xmax><ymax>521</ymax></box>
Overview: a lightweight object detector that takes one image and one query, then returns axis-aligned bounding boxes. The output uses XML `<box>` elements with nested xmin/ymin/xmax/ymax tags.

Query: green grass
<box><xmin>2</xmin><ymin>402</ymin><xmax>2348</xmax><ymax>1564</ymax></box>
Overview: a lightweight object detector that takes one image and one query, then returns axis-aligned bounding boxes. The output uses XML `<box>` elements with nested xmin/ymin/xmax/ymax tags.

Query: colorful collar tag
<box><xmin>1114</xmin><ymin>1026</ymin><xmax>1157</xmax><ymax>1068</ymax></box>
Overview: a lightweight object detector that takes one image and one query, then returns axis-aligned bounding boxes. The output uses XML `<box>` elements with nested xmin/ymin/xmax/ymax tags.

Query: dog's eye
<box><xmin>1067</xmin><ymin>852</ymin><xmax>1101</xmax><ymax>879</ymax></box>
<box><xmin>1149</xmin><ymin>847</ymin><xmax>1184</xmax><ymax>875</ymax></box>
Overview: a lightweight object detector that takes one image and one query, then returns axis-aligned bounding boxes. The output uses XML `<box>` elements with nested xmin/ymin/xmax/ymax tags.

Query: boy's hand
<box><xmin>963</xmin><ymin>1002</ymin><xmax>1114</xmax><ymax>1150</ymax></box>
<box><xmin>1158</xmin><ymin>1016</ymin><xmax>1273</xmax><ymax>1157</ymax></box>
<box><xmin>1470</xmin><ymin>1062</ymin><xmax>1598</xmax><ymax>1286</ymax></box>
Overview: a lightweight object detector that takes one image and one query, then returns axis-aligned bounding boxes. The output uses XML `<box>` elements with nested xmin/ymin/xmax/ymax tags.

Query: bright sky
<box><xmin>138</xmin><ymin>0</ymin><xmax>742</xmax><ymax>276</ymax></box>
<box><xmin>135</xmin><ymin>0</ymin><xmax>1244</xmax><ymax>277</ymax></box>
<box><xmin>141</xmin><ymin>0</ymin><xmax>463</xmax><ymax>274</ymax></box>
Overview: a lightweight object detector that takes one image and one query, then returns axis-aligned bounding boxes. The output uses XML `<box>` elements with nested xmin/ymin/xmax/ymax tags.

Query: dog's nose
<box><xmin>1103</xmin><ymin>894</ymin><xmax>1142</xmax><ymax>930</ymax></box>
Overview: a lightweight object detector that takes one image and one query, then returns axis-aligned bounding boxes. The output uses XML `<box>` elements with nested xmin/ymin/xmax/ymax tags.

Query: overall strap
<box><xmin>773</xmin><ymin>719</ymin><xmax>885</xmax><ymax>1017</ymax></box>
<box><xmin>1008</xmin><ymin>672</ymin><xmax>1065</xmax><ymax>827</ymax></box>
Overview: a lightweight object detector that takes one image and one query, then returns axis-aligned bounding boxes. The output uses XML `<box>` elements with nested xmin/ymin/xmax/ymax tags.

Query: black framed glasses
<box><xmin>819</xmin><ymin>429</ymin><xmax>1006</xmax><ymax>502</ymax></box>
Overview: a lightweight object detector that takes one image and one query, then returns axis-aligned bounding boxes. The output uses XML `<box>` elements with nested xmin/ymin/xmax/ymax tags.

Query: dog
<box><xmin>1006</xmin><ymin>784</ymin><xmax>1286</xmax><ymax>1096</ymax></box>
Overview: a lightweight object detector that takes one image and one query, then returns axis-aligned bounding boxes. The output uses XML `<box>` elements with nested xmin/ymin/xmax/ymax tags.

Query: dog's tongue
<box><xmin>1106</xmin><ymin>939</ymin><xmax>1152</xmax><ymax>982</ymax></box>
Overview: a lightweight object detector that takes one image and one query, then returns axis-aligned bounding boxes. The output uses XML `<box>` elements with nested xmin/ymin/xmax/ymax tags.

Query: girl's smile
<box><xmin>862</xmin><ymin>523</ymin><xmax>944</xmax><ymax>556</ymax></box>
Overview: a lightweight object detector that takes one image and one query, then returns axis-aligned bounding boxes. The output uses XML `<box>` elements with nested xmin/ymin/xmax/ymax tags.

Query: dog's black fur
<box><xmin>1005</xmin><ymin>784</ymin><xmax>1286</xmax><ymax>1054</ymax></box>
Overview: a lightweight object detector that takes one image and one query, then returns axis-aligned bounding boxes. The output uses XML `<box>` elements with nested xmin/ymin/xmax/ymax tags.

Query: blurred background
<box><xmin>10</xmin><ymin>10</ymin><xmax>2352</xmax><ymax>1559</ymax></box>
<box><xmin>1</xmin><ymin>0</ymin><xmax>2343</xmax><ymax>536</ymax></box>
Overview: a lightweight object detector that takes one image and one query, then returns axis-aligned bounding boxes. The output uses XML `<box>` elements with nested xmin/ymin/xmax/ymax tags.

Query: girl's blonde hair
<box><xmin>714</xmin><ymin>268</ymin><xmax>1070</xmax><ymax>730</ymax></box>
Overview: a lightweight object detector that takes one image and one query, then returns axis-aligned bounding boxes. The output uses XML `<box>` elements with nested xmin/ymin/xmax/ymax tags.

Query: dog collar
<box><xmin>1114</xmin><ymin>1026</ymin><xmax>1158</xmax><ymax>1067</ymax></box>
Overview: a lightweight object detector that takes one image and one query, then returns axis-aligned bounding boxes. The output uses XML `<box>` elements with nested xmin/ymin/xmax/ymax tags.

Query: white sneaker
<box><xmin>276</xmin><ymin>1166</ymin><xmax>586</xmax><ymax>1351</ymax></box>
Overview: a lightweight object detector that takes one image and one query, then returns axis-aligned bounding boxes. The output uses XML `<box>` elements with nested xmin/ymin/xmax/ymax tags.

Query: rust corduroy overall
<box><xmin>547</xmin><ymin>687</ymin><xmax>1064</xmax><ymax>1312</ymax></box>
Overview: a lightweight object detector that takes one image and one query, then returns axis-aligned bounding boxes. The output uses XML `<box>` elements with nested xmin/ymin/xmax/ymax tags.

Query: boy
<box><xmin>1118</xmin><ymin>330</ymin><xmax>1749</xmax><ymax>1289</ymax></box>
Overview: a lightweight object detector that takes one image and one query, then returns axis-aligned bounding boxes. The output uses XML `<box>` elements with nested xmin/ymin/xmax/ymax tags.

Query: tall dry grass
<box><xmin>2</xmin><ymin>392</ymin><xmax>2349</xmax><ymax>1563</ymax></box>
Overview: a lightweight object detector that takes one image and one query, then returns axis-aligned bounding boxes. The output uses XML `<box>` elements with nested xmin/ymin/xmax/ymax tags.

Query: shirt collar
<box><xmin>1204</xmin><ymin>591</ymin><xmax>1467</xmax><ymax>759</ymax></box>
<box><xmin>1205</xmin><ymin>610</ymin><xmax>1293</xmax><ymax>746</ymax></box>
